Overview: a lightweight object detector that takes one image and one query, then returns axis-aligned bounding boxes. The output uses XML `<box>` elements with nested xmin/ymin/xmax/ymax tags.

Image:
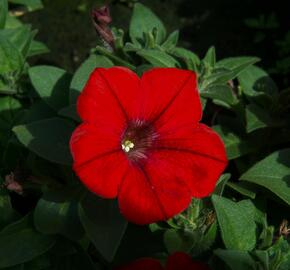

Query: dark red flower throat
<box><xmin>121</xmin><ymin>120</ymin><xmax>157</xmax><ymax>162</ymax></box>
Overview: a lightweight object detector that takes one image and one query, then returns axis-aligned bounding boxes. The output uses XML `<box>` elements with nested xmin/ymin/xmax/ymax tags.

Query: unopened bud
<box><xmin>4</xmin><ymin>172</ymin><xmax>23</xmax><ymax>195</ymax></box>
<box><xmin>92</xmin><ymin>5</ymin><xmax>114</xmax><ymax>50</ymax></box>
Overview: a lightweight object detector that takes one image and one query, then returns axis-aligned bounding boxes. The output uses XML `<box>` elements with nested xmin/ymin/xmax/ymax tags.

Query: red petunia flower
<box><xmin>116</xmin><ymin>252</ymin><xmax>210</xmax><ymax>270</ymax></box>
<box><xmin>70</xmin><ymin>67</ymin><xmax>227</xmax><ymax>224</ymax></box>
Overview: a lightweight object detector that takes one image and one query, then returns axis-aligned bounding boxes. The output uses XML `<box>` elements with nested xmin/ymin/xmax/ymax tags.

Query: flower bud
<box><xmin>92</xmin><ymin>5</ymin><xmax>114</xmax><ymax>50</ymax></box>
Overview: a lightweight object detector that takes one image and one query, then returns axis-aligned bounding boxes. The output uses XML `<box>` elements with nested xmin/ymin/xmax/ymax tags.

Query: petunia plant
<box><xmin>1</xmin><ymin>1</ymin><xmax>290</xmax><ymax>270</ymax></box>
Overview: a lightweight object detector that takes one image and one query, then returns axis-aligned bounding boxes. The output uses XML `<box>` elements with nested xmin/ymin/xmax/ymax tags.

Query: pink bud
<box><xmin>92</xmin><ymin>5</ymin><xmax>114</xmax><ymax>49</ymax></box>
<box><xmin>4</xmin><ymin>173</ymin><xmax>23</xmax><ymax>195</ymax></box>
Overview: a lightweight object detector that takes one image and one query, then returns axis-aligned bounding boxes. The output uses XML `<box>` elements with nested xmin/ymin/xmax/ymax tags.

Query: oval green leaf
<box><xmin>13</xmin><ymin>117</ymin><xmax>75</xmax><ymax>165</ymax></box>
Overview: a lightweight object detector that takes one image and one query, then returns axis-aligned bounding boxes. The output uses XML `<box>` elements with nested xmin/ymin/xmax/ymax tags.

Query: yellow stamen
<box><xmin>122</xmin><ymin>140</ymin><xmax>134</xmax><ymax>153</ymax></box>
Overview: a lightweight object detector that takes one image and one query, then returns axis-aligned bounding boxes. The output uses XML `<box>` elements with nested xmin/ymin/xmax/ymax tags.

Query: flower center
<box><xmin>122</xmin><ymin>140</ymin><xmax>135</xmax><ymax>153</ymax></box>
<box><xmin>121</xmin><ymin>120</ymin><xmax>157</xmax><ymax>161</ymax></box>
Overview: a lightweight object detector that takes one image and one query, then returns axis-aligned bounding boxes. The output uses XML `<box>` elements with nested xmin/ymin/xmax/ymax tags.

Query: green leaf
<box><xmin>24</xmin><ymin>100</ymin><xmax>55</xmax><ymax>123</ymax></box>
<box><xmin>130</xmin><ymin>3</ymin><xmax>166</xmax><ymax>44</ymax></box>
<box><xmin>216</xmin><ymin>57</ymin><xmax>260</xmax><ymax>76</ymax></box>
<box><xmin>0</xmin><ymin>228</ymin><xmax>55</xmax><ymax>268</ymax></box>
<box><xmin>0</xmin><ymin>36</ymin><xmax>23</xmax><ymax>74</ymax></box>
<box><xmin>253</xmin><ymin>250</ymin><xmax>269</xmax><ymax>270</ymax></box>
<box><xmin>238</xmin><ymin>65</ymin><xmax>278</xmax><ymax>98</ymax></box>
<box><xmin>212</xmin><ymin>195</ymin><xmax>256</xmax><ymax>251</ymax></box>
<box><xmin>58</xmin><ymin>105</ymin><xmax>80</xmax><ymax>122</ymax></box>
<box><xmin>79</xmin><ymin>192</ymin><xmax>127</xmax><ymax>262</ymax></box>
<box><xmin>200</xmin><ymin>97</ymin><xmax>207</xmax><ymax>110</ymax></box>
<box><xmin>267</xmin><ymin>237</ymin><xmax>290</xmax><ymax>269</ymax></box>
<box><xmin>214</xmin><ymin>173</ymin><xmax>231</xmax><ymax>196</ymax></box>
<box><xmin>5</xmin><ymin>13</ymin><xmax>22</xmax><ymax>28</ymax></box>
<box><xmin>124</xmin><ymin>41</ymin><xmax>141</xmax><ymax>52</ymax></box>
<box><xmin>245</xmin><ymin>104</ymin><xmax>284</xmax><ymax>133</ymax></box>
<box><xmin>8</xmin><ymin>0</ymin><xmax>43</xmax><ymax>11</ymax></box>
<box><xmin>34</xmin><ymin>189</ymin><xmax>84</xmax><ymax>240</ymax></box>
<box><xmin>69</xmin><ymin>54</ymin><xmax>113</xmax><ymax>104</ymax></box>
<box><xmin>1</xmin><ymin>214</ymin><xmax>31</xmax><ymax>234</ymax></box>
<box><xmin>197</xmin><ymin>221</ymin><xmax>217</xmax><ymax>253</ymax></box>
<box><xmin>0</xmin><ymin>26</ymin><xmax>35</xmax><ymax>58</ymax></box>
<box><xmin>0</xmin><ymin>0</ymin><xmax>8</xmax><ymax>29</ymax></box>
<box><xmin>29</xmin><ymin>66</ymin><xmax>71</xmax><ymax>111</ymax></box>
<box><xmin>143</xmin><ymin>31</ymin><xmax>156</xmax><ymax>49</ymax></box>
<box><xmin>13</xmin><ymin>117</ymin><xmax>74</xmax><ymax>165</ymax></box>
<box><xmin>0</xmin><ymin>96</ymin><xmax>24</xmax><ymax>169</ymax></box>
<box><xmin>0</xmin><ymin>96</ymin><xmax>22</xmax><ymax>129</ymax></box>
<box><xmin>226</xmin><ymin>182</ymin><xmax>256</xmax><ymax>199</ymax></box>
<box><xmin>27</xmin><ymin>40</ymin><xmax>49</xmax><ymax>57</ymax></box>
<box><xmin>240</xmin><ymin>149</ymin><xmax>290</xmax><ymax>205</ymax></box>
<box><xmin>161</xmin><ymin>30</ymin><xmax>179</xmax><ymax>50</ymax></box>
<box><xmin>15</xmin><ymin>27</ymin><xmax>34</xmax><ymax>58</ymax></box>
<box><xmin>169</xmin><ymin>47</ymin><xmax>200</xmax><ymax>71</ymax></box>
<box><xmin>278</xmin><ymin>250</ymin><xmax>290</xmax><ymax>270</ymax></box>
<box><xmin>137</xmin><ymin>49</ymin><xmax>179</xmax><ymax>67</ymax></box>
<box><xmin>203</xmin><ymin>69</ymin><xmax>234</xmax><ymax>86</ymax></box>
<box><xmin>135</xmin><ymin>64</ymin><xmax>153</xmax><ymax>76</ymax></box>
<box><xmin>215</xmin><ymin>249</ymin><xmax>256</xmax><ymax>270</ymax></box>
<box><xmin>0</xmin><ymin>192</ymin><xmax>18</xmax><ymax>230</ymax></box>
<box><xmin>163</xmin><ymin>229</ymin><xmax>195</xmax><ymax>254</ymax></box>
<box><xmin>204</xmin><ymin>57</ymin><xmax>259</xmax><ymax>88</ymax></box>
<box><xmin>0</xmin><ymin>75</ymin><xmax>8</xmax><ymax>92</ymax></box>
<box><xmin>213</xmin><ymin>125</ymin><xmax>252</xmax><ymax>160</ymax></box>
<box><xmin>201</xmin><ymin>84</ymin><xmax>238</xmax><ymax>107</ymax></box>
<box><xmin>259</xmin><ymin>225</ymin><xmax>274</xmax><ymax>250</ymax></box>
<box><xmin>203</xmin><ymin>46</ymin><xmax>216</xmax><ymax>67</ymax></box>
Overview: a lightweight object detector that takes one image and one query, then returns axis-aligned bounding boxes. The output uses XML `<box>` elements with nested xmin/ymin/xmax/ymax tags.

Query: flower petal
<box><xmin>139</xmin><ymin>68</ymin><xmax>201</xmax><ymax>130</ymax></box>
<box><xmin>166</xmin><ymin>252</ymin><xmax>209</xmax><ymax>270</ymax></box>
<box><xmin>77</xmin><ymin>67</ymin><xmax>140</xmax><ymax>127</ymax></box>
<box><xmin>153</xmin><ymin>123</ymin><xmax>227</xmax><ymax>197</ymax></box>
<box><xmin>118</xmin><ymin>154</ymin><xmax>192</xmax><ymax>225</ymax></box>
<box><xmin>70</xmin><ymin>123</ymin><xmax>128</xmax><ymax>198</ymax></box>
<box><xmin>70</xmin><ymin>123</ymin><xmax>120</xmax><ymax>165</ymax></box>
<box><xmin>117</xmin><ymin>258</ymin><xmax>163</xmax><ymax>270</ymax></box>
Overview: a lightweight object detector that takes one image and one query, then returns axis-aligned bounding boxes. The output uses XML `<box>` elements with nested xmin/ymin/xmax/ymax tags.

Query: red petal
<box><xmin>118</xmin><ymin>154</ymin><xmax>192</xmax><ymax>225</ymax></box>
<box><xmin>166</xmin><ymin>253</ymin><xmax>209</xmax><ymax>270</ymax></box>
<box><xmin>117</xmin><ymin>258</ymin><xmax>163</xmax><ymax>270</ymax></box>
<box><xmin>70</xmin><ymin>123</ymin><xmax>120</xmax><ymax>165</ymax></box>
<box><xmin>77</xmin><ymin>67</ymin><xmax>140</xmax><ymax>127</ymax></box>
<box><xmin>70</xmin><ymin>123</ymin><xmax>129</xmax><ymax>198</ymax></box>
<box><xmin>139</xmin><ymin>68</ymin><xmax>201</xmax><ymax>130</ymax></box>
<box><xmin>154</xmin><ymin>124</ymin><xmax>227</xmax><ymax>198</ymax></box>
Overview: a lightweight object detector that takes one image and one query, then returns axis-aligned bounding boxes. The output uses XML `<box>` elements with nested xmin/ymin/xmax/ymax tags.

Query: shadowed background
<box><xmin>19</xmin><ymin>0</ymin><xmax>290</xmax><ymax>87</ymax></box>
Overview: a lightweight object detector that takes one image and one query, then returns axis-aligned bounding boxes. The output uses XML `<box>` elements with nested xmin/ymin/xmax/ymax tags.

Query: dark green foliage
<box><xmin>1</xmin><ymin>1</ymin><xmax>290</xmax><ymax>269</ymax></box>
